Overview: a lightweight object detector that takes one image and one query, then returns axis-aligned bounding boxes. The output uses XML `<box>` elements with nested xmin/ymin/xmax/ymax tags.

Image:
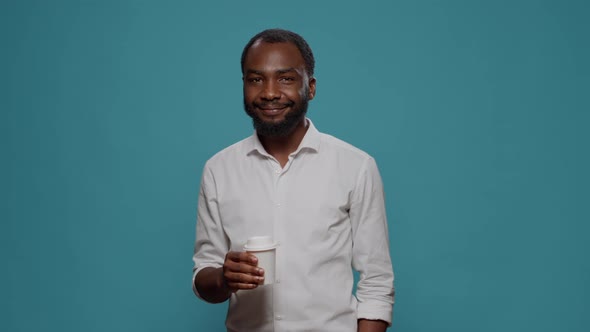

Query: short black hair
<box><xmin>241</xmin><ymin>28</ymin><xmax>315</xmax><ymax>77</ymax></box>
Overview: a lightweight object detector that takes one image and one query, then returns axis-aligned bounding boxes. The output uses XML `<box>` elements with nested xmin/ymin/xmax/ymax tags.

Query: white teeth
<box><xmin>262</xmin><ymin>108</ymin><xmax>284</xmax><ymax>115</ymax></box>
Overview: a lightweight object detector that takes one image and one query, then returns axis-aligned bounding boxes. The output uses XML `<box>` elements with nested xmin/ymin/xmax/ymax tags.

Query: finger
<box><xmin>226</xmin><ymin>260</ymin><xmax>264</xmax><ymax>276</ymax></box>
<box><xmin>226</xmin><ymin>251</ymin><xmax>258</xmax><ymax>266</ymax></box>
<box><xmin>225</xmin><ymin>251</ymin><xmax>242</xmax><ymax>262</ymax></box>
<box><xmin>225</xmin><ymin>271</ymin><xmax>264</xmax><ymax>287</ymax></box>
<box><xmin>227</xmin><ymin>282</ymin><xmax>259</xmax><ymax>292</ymax></box>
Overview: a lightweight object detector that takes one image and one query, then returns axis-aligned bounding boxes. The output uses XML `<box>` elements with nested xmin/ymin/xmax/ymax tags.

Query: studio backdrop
<box><xmin>3</xmin><ymin>1</ymin><xmax>589</xmax><ymax>331</ymax></box>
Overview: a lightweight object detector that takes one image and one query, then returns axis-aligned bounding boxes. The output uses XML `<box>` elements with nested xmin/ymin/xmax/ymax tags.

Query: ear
<box><xmin>308</xmin><ymin>77</ymin><xmax>317</xmax><ymax>100</ymax></box>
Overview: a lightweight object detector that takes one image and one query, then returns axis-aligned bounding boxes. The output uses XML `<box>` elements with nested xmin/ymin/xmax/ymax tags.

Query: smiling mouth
<box><xmin>256</xmin><ymin>104</ymin><xmax>290</xmax><ymax>116</ymax></box>
<box><xmin>260</xmin><ymin>108</ymin><xmax>286</xmax><ymax>117</ymax></box>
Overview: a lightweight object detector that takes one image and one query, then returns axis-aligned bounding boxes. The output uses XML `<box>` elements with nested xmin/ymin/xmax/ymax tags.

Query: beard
<box><xmin>244</xmin><ymin>90</ymin><xmax>309</xmax><ymax>138</ymax></box>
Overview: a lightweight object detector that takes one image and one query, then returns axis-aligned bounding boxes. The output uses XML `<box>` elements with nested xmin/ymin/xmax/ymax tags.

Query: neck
<box><xmin>258</xmin><ymin>118</ymin><xmax>308</xmax><ymax>167</ymax></box>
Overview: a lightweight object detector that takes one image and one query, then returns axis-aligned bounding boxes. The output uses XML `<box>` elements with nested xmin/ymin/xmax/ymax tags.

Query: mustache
<box><xmin>253</xmin><ymin>101</ymin><xmax>295</xmax><ymax>109</ymax></box>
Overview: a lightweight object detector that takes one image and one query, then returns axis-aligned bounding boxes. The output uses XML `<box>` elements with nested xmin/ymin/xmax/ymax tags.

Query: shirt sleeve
<box><xmin>192</xmin><ymin>162</ymin><xmax>229</xmax><ymax>300</ymax></box>
<box><xmin>350</xmin><ymin>157</ymin><xmax>395</xmax><ymax>325</ymax></box>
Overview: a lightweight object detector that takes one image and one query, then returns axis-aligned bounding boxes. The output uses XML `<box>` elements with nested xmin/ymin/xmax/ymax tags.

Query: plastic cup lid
<box><xmin>243</xmin><ymin>236</ymin><xmax>278</xmax><ymax>251</ymax></box>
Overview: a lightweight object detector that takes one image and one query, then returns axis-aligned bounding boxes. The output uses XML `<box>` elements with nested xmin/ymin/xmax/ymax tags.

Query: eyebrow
<box><xmin>245</xmin><ymin>69</ymin><xmax>264</xmax><ymax>75</ymax></box>
<box><xmin>276</xmin><ymin>68</ymin><xmax>296</xmax><ymax>75</ymax></box>
<box><xmin>245</xmin><ymin>68</ymin><xmax>297</xmax><ymax>75</ymax></box>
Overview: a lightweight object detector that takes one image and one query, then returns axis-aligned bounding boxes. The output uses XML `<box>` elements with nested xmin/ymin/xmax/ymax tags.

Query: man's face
<box><xmin>242</xmin><ymin>41</ymin><xmax>316</xmax><ymax>137</ymax></box>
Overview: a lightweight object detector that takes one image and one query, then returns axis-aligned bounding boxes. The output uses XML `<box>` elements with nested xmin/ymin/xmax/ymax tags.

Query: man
<box><xmin>192</xmin><ymin>28</ymin><xmax>394</xmax><ymax>331</ymax></box>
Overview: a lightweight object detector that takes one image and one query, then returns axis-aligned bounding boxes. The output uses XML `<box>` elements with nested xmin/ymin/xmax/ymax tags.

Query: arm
<box><xmin>192</xmin><ymin>164</ymin><xmax>264</xmax><ymax>303</ymax></box>
<box><xmin>358</xmin><ymin>319</ymin><xmax>389</xmax><ymax>332</ymax></box>
<box><xmin>350</xmin><ymin>157</ymin><xmax>395</xmax><ymax>327</ymax></box>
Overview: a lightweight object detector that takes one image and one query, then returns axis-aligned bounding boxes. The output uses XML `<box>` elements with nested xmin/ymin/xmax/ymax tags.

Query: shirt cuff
<box><xmin>357</xmin><ymin>301</ymin><xmax>393</xmax><ymax>326</ymax></box>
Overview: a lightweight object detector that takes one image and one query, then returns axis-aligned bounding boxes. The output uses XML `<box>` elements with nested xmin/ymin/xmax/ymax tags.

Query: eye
<box><xmin>247</xmin><ymin>77</ymin><xmax>262</xmax><ymax>83</ymax></box>
<box><xmin>279</xmin><ymin>76</ymin><xmax>295</xmax><ymax>83</ymax></box>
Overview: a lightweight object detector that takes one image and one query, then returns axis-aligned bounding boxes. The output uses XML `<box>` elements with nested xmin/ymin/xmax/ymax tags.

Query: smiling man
<box><xmin>192</xmin><ymin>28</ymin><xmax>394</xmax><ymax>332</ymax></box>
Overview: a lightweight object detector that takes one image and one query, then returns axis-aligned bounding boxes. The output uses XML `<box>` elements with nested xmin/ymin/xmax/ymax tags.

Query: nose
<box><xmin>261</xmin><ymin>80</ymin><xmax>280</xmax><ymax>100</ymax></box>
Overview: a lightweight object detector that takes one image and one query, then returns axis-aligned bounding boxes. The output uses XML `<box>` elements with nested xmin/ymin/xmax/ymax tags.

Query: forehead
<box><xmin>243</xmin><ymin>41</ymin><xmax>306</xmax><ymax>72</ymax></box>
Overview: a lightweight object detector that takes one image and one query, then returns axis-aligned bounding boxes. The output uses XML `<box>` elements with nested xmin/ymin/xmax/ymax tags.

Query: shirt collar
<box><xmin>245</xmin><ymin>118</ymin><xmax>321</xmax><ymax>157</ymax></box>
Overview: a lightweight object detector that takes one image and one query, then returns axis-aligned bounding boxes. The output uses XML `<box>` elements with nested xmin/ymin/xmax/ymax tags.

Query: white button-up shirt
<box><xmin>193</xmin><ymin>119</ymin><xmax>394</xmax><ymax>331</ymax></box>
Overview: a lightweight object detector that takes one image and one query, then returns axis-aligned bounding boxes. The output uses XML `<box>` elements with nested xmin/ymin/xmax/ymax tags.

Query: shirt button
<box><xmin>276</xmin><ymin>279</ymin><xmax>281</xmax><ymax>284</ymax></box>
<box><xmin>275</xmin><ymin>169</ymin><xmax>281</xmax><ymax>174</ymax></box>
<box><xmin>275</xmin><ymin>315</ymin><xmax>283</xmax><ymax>320</ymax></box>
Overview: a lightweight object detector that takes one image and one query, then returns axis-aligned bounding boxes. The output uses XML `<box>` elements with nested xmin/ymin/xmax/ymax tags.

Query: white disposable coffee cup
<box><xmin>244</xmin><ymin>236</ymin><xmax>277</xmax><ymax>285</ymax></box>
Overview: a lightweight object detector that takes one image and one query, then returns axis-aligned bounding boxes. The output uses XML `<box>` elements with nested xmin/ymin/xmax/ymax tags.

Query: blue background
<box><xmin>3</xmin><ymin>0</ymin><xmax>589</xmax><ymax>331</ymax></box>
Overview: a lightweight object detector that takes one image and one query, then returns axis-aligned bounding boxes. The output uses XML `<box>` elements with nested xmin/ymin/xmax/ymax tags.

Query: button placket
<box><xmin>272</xmin><ymin>163</ymin><xmax>286</xmax><ymax>325</ymax></box>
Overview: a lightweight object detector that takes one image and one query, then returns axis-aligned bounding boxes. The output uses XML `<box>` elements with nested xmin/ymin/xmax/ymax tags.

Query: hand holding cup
<box><xmin>243</xmin><ymin>236</ymin><xmax>277</xmax><ymax>286</ymax></box>
<box><xmin>222</xmin><ymin>251</ymin><xmax>265</xmax><ymax>292</ymax></box>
